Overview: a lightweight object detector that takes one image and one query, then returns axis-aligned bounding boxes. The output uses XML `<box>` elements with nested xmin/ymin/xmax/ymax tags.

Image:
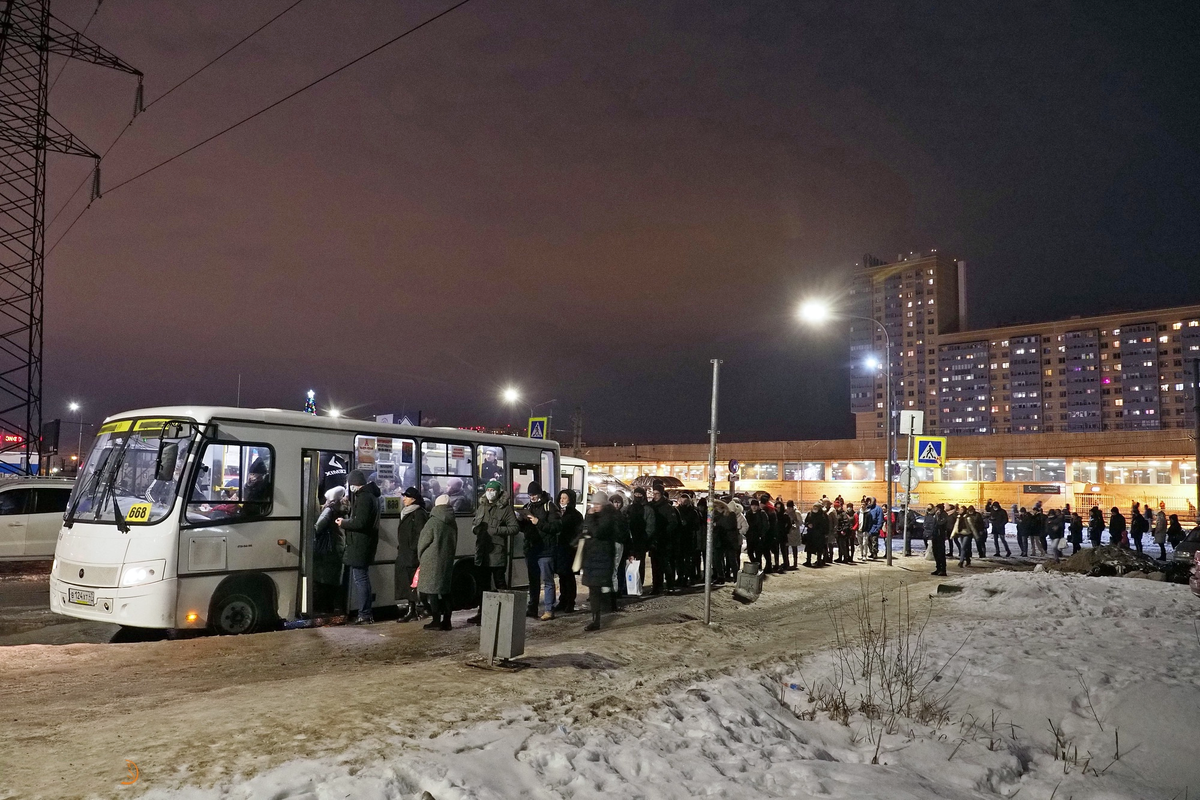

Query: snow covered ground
<box><xmin>137</xmin><ymin>571</ymin><xmax>1200</xmax><ymax>800</ymax></box>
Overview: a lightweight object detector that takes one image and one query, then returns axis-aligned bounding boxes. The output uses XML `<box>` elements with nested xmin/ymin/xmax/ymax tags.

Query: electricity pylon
<box><xmin>0</xmin><ymin>0</ymin><xmax>140</xmax><ymax>470</ymax></box>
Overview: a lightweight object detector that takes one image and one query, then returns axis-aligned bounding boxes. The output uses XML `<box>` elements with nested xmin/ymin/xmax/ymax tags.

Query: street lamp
<box><xmin>68</xmin><ymin>401</ymin><xmax>83</xmax><ymax>471</ymax></box>
<box><xmin>501</xmin><ymin>388</ymin><xmax>556</xmax><ymax>436</ymax></box>
<box><xmin>798</xmin><ymin>299</ymin><xmax>895</xmax><ymax>566</ymax></box>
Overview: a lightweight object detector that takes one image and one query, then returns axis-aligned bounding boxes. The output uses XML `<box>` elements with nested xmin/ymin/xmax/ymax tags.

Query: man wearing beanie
<box><xmin>469</xmin><ymin>478</ymin><xmax>519</xmax><ymax>624</ymax></box>
<box><xmin>338</xmin><ymin>470</ymin><xmax>381</xmax><ymax>624</ymax></box>
<box><xmin>394</xmin><ymin>486</ymin><xmax>428</xmax><ymax>622</ymax></box>
<box><xmin>519</xmin><ymin>480</ymin><xmax>562</xmax><ymax>620</ymax></box>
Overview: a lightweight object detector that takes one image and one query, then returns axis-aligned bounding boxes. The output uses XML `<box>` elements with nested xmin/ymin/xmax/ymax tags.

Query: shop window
<box><xmin>420</xmin><ymin>441</ymin><xmax>475</xmax><ymax>513</ymax></box>
<box><xmin>784</xmin><ymin>461</ymin><xmax>825</xmax><ymax>481</ymax></box>
<box><xmin>743</xmin><ymin>462</ymin><xmax>779</xmax><ymax>480</ymax></box>
<box><xmin>1071</xmin><ymin>461</ymin><xmax>1098</xmax><ymax>483</ymax></box>
<box><xmin>1182</xmin><ymin>461</ymin><xmax>1197</xmax><ymax>485</ymax></box>
<box><xmin>187</xmin><ymin>443</ymin><xmax>273</xmax><ymax>525</ymax></box>
<box><xmin>830</xmin><ymin>461</ymin><xmax>876</xmax><ymax>481</ymax></box>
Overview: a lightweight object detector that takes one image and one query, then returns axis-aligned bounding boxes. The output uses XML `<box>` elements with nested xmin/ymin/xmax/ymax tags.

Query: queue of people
<box><xmin>313</xmin><ymin>469</ymin><xmax>1195</xmax><ymax>634</ymax></box>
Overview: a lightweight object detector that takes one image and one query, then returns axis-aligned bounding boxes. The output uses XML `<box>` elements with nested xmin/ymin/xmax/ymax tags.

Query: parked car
<box><xmin>1171</xmin><ymin>525</ymin><xmax>1200</xmax><ymax>566</ymax></box>
<box><xmin>587</xmin><ymin>471</ymin><xmax>632</xmax><ymax>501</ymax></box>
<box><xmin>630</xmin><ymin>475</ymin><xmax>685</xmax><ymax>492</ymax></box>
<box><xmin>0</xmin><ymin>477</ymin><xmax>74</xmax><ymax>561</ymax></box>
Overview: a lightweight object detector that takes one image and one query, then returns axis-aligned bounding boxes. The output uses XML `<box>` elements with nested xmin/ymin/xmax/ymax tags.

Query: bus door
<box><xmin>299</xmin><ymin>449</ymin><xmax>351</xmax><ymax>617</ymax></box>
<box><xmin>507</xmin><ymin>461</ymin><xmax>539</xmax><ymax>589</ymax></box>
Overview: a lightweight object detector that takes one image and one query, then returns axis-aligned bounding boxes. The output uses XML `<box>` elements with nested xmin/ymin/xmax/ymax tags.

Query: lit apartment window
<box><xmin>1115</xmin><ymin>399</ymin><xmax>1123</xmax><ymax>406</ymax></box>
<box><xmin>1159</xmin><ymin>335</ymin><xmax>1169</xmax><ymax>343</ymax></box>
<box><xmin>1172</xmin><ymin>322</ymin><xmax>1183</xmax><ymax>330</ymax></box>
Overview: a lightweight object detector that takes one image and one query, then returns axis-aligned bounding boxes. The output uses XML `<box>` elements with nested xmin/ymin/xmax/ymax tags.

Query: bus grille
<box><xmin>58</xmin><ymin>561</ymin><xmax>121</xmax><ymax>588</ymax></box>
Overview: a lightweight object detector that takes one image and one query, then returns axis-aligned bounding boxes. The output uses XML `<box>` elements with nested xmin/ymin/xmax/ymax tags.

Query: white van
<box><xmin>0</xmin><ymin>477</ymin><xmax>74</xmax><ymax>560</ymax></box>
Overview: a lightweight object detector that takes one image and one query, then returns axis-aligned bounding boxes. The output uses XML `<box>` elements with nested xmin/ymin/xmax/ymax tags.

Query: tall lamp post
<box><xmin>798</xmin><ymin>300</ymin><xmax>894</xmax><ymax>566</ymax></box>
<box><xmin>501</xmin><ymin>387</ymin><xmax>557</xmax><ymax>436</ymax></box>
<box><xmin>68</xmin><ymin>401</ymin><xmax>83</xmax><ymax>471</ymax></box>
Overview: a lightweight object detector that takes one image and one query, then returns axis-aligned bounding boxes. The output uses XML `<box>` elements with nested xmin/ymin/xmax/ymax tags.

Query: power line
<box><xmin>104</xmin><ymin>0</ymin><xmax>473</xmax><ymax>197</ymax></box>
<box><xmin>48</xmin><ymin>0</ymin><xmax>473</xmax><ymax>249</ymax></box>
<box><xmin>46</xmin><ymin>0</ymin><xmax>309</xmax><ymax>236</ymax></box>
<box><xmin>144</xmin><ymin>0</ymin><xmax>307</xmax><ymax>110</ymax></box>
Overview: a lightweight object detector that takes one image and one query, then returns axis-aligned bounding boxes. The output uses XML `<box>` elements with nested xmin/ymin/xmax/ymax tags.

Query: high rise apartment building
<box><xmin>848</xmin><ymin>252</ymin><xmax>965</xmax><ymax>438</ymax></box>
<box><xmin>850</xmin><ymin>253</ymin><xmax>1200</xmax><ymax>438</ymax></box>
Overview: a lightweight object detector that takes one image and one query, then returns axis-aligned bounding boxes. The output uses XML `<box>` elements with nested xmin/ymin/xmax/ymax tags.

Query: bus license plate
<box><xmin>68</xmin><ymin>588</ymin><xmax>95</xmax><ymax>606</ymax></box>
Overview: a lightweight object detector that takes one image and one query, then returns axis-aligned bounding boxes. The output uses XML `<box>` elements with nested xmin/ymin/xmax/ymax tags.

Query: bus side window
<box><xmin>478</xmin><ymin>445</ymin><xmax>505</xmax><ymax>493</ymax></box>
<box><xmin>186</xmin><ymin>443</ymin><xmax>274</xmax><ymax>525</ymax></box>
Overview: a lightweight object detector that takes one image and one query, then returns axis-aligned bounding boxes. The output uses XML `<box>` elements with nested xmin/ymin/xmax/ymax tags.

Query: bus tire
<box><xmin>449</xmin><ymin>559</ymin><xmax>477</xmax><ymax>611</ymax></box>
<box><xmin>210</xmin><ymin>577</ymin><xmax>276</xmax><ymax>635</ymax></box>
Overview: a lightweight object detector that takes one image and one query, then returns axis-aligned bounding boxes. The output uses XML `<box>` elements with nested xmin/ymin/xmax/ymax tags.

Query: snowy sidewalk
<box><xmin>136</xmin><ymin>572</ymin><xmax>1200</xmax><ymax>800</ymax></box>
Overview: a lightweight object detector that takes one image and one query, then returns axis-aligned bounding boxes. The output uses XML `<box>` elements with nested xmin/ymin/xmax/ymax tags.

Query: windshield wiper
<box><xmin>93</xmin><ymin>441</ymin><xmax>131</xmax><ymax>533</ymax></box>
<box><xmin>64</xmin><ymin>449</ymin><xmax>110</xmax><ymax>529</ymax></box>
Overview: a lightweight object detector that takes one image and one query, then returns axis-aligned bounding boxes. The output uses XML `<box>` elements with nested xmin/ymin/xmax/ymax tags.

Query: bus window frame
<box><xmin>181</xmin><ymin>440</ymin><xmax>277</xmax><ymax>529</ymax></box>
<box><xmin>418</xmin><ymin>437</ymin><xmax>478</xmax><ymax>516</ymax></box>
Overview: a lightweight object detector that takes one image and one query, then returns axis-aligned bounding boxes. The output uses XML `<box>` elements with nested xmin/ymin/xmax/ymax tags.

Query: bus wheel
<box><xmin>211</xmin><ymin>589</ymin><xmax>267</xmax><ymax>635</ymax></box>
<box><xmin>449</xmin><ymin>560</ymin><xmax>478</xmax><ymax>611</ymax></box>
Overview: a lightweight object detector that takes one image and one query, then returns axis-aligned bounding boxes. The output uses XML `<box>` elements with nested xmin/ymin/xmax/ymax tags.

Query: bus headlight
<box><xmin>120</xmin><ymin>560</ymin><xmax>166</xmax><ymax>588</ymax></box>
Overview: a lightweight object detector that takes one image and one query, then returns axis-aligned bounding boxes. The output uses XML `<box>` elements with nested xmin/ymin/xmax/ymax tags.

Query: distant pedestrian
<box><xmin>1109</xmin><ymin>506</ymin><xmax>1128</xmax><ymax>549</ymax></box>
<box><xmin>1046</xmin><ymin>508</ymin><xmax>1066</xmax><ymax>563</ymax></box>
<box><xmin>1088</xmin><ymin>506</ymin><xmax>1105</xmax><ymax>548</ymax></box>
<box><xmin>1153</xmin><ymin>506</ymin><xmax>1168</xmax><ymax>560</ymax></box>
<box><xmin>649</xmin><ymin>484</ymin><xmax>680</xmax><ymax>593</ymax></box>
<box><xmin>990</xmin><ymin>501</ymin><xmax>1011</xmax><ymax>556</ymax></box>
<box><xmin>1129</xmin><ymin>502</ymin><xmax>1146</xmax><ymax>554</ymax></box>
<box><xmin>313</xmin><ymin>486</ymin><xmax>347</xmax><ymax>615</ymax></box>
<box><xmin>676</xmin><ymin>492</ymin><xmax>702</xmax><ymax>585</ymax></box>
<box><xmin>1068</xmin><ymin>509</ymin><xmax>1083</xmax><ymax>555</ymax></box>
<box><xmin>519</xmin><ymin>480</ymin><xmax>562</xmax><ymax>621</ymax></box>
<box><xmin>1016</xmin><ymin>507</ymin><xmax>1031</xmax><ymax>556</ymax></box>
<box><xmin>624</xmin><ymin>487</ymin><xmax>655</xmax><ymax>591</ymax></box>
<box><xmin>785</xmin><ymin>500</ymin><xmax>802</xmax><ymax>569</ymax></box>
<box><xmin>928</xmin><ymin>503</ymin><xmax>947</xmax><ymax>576</ymax></box>
<box><xmin>1166</xmin><ymin>514</ymin><xmax>1184</xmax><ymax>550</ymax></box>
<box><xmin>803</xmin><ymin>502</ymin><xmax>829</xmax><ymax>567</ymax></box>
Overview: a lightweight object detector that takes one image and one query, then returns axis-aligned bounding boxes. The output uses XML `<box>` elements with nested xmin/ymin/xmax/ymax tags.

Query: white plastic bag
<box><xmin>625</xmin><ymin>558</ymin><xmax>643</xmax><ymax>596</ymax></box>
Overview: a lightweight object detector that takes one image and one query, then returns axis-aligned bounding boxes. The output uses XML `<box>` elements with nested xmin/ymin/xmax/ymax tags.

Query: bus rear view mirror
<box><xmin>155</xmin><ymin>442</ymin><xmax>179</xmax><ymax>482</ymax></box>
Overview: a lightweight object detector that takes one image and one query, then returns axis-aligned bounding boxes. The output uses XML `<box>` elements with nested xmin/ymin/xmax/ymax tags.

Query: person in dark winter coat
<box><xmin>927</xmin><ymin>504</ymin><xmax>947</xmax><ymax>576</ymax></box>
<box><xmin>713</xmin><ymin>500</ymin><xmax>740</xmax><ymax>583</ymax></box>
<box><xmin>520</xmin><ymin>480</ymin><xmax>563</xmax><ymax>620</ymax></box>
<box><xmin>760</xmin><ymin>496</ymin><xmax>779</xmax><ymax>572</ymax></box>
<box><xmin>1029</xmin><ymin>505</ymin><xmax>1048</xmax><ymax>556</ymax></box>
<box><xmin>1129</xmin><ymin>502</ymin><xmax>1147</xmax><ymax>554</ymax></box>
<box><xmin>835</xmin><ymin>502</ymin><xmax>855</xmax><ymax>563</ymax></box>
<box><xmin>580</xmin><ymin>491</ymin><xmax>618</xmax><ymax>632</ymax></box>
<box><xmin>1088</xmin><ymin>506</ymin><xmax>1105</xmax><ymax>548</ymax></box>
<box><xmin>469</xmin><ymin>480</ymin><xmax>519</xmax><ymax>623</ymax></box>
<box><xmin>1046</xmin><ymin>508</ymin><xmax>1066</xmax><ymax>563</ymax></box>
<box><xmin>339</xmin><ymin>470</ymin><xmax>382</xmax><ymax>624</ymax></box>
<box><xmin>803</xmin><ymin>502</ymin><xmax>829</xmax><ymax>567</ymax></box>
<box><xmin>1166</xmin><ymin>514</ymin><xmax>1185</xmax><ymax>549</ymax></box>
<box><xmin>1015</xmin><ymin>507</ymin><xmax>1031</xmax><ymax>556</ymax></box>
<box><xmin>648</xmin><ymin>486</ymin><xmax>680</xmax><ymax>593</ymax></box>
<box><xmin>990</xmin><ymin>501</ymin><xmax>1011</xmax><ymax>556</ymax></box>
<box><xmin>556</xmin><ymin>488</ymin><xmax>583</xmax><ymax>611</ymax></box>
<box><xmin>608</xmin><ymin>493</ymin><xmax>632</xmax><ymax>597</ymax></box>
<box><xmin>417</xmin><ymin>494</ymin><xmax>457</xmax><ymax>631</ymax></box>
<box><xmin>624</xmin><ymin>487</ymin><xmax>655</xmax><ymax>590</ymax></box>
<box><xmin>394</xmin><ymin>486</ymin><xmax>429</xmax><ymax>622</ymax></box>
<box><xmin>773</xmin><ymin>496</ymin><xmax>791</xmax><ymax>572</ymax></box>
<box><xmin>1109</xmin><ymin>506</ymin><xmax>1128</xmax><ymax>549</ymax></box>
<box><xmin>746</xmin><ymin>498</ymin><xmax>767</xmax><ymax>568</ymax></box>
<box><xmin>1153</xmin><ymin>507</ymin><xmax>1169</xmax><ymax>560</ymax></box>
<box><xmin>675</xmin><ymin>493</ymin><xmax>702</xmax><ymax>587</ymax></box>
<box><xmin>1068</xmin><ymin>510</ymin><xmax>1084</xmax><ymax>555</ymax></box>
<box><xmin>312</xmin><ymin>486</ymin><xmax>346</xmax><ymax>614</ymax></box>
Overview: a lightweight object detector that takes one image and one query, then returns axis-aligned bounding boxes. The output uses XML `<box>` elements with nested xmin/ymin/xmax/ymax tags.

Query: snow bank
<box><xmin>138</xmin><ymin>572</ymin><xmax>1200</xmax><ymax>800</ymax></box>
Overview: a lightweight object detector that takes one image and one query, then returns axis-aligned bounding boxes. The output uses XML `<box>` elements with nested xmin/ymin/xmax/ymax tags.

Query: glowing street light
<box><xmin>328</xmin><ymin>408</ymin><xmax>341</xmax><ymax>418</ymax></box>
<box><xmin>67</xmin><ymin>401</ymin><xmax>83</xmax><ymax>469</ymax></box>
<box><xmin>797</xmin><ymin>298</ymin><xmax>832</xmax><ymax>324</ymax></box>
<box><xmin>797</xmin><ymin>297</ymin><xmax>896</xmax><ymax>565</ymax></box>
<box><xmin>501</xmin><ymin>386</ymin><xmax>521</xmax><ymax>405</ymax></box>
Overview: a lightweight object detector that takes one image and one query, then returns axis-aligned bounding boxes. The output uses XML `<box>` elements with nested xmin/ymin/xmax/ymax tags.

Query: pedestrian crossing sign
<box><xmin>527</xmin><ymin>416</ymin><xmax>548</xmax><ymax>440</ymax></box>
<box><xmin>913</xmin><ymin>436</ymin><xmax>947</xmax><ymax>467</ymax></box>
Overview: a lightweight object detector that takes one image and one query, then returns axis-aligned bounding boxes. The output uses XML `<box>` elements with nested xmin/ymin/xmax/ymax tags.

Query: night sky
<box><xmin>43</xmin><ymin>0</ymin><xmax>1200</xmax><ymax>445</ymax></box>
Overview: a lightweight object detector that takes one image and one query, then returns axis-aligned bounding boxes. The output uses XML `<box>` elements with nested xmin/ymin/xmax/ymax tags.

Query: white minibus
<box><xmin>51</xmin><ymin>407</ymin><xmax>561</xmax><ymax>634</ymax></box>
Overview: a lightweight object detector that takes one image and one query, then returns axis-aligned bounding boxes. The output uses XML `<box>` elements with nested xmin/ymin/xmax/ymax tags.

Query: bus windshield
<box><xmin>65</xmin><ymin>418</ymin><xmax>196</xmax><ymax>527</ymax></box>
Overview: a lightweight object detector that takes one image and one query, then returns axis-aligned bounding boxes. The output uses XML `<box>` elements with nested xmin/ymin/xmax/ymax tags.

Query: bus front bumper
<box><xmin>50</xmin><ymin>575</ymin><xmax>178</xmax><ymax>629</ymax></box>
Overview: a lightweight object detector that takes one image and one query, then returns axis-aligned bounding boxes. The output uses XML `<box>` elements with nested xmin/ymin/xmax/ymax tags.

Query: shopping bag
<box><xmin>411</xmin><ymin>566</ymin><xmax>420</xmax><ymax>589</ymax></box>
<box><xmin>625</xmin><ymin>558</ymin><xmax>642</xmax><ymax>596</ymax></box>
<box><xmin>572</xmin><ymin>536</ymin><xmax>588</xmax><ymax>573</ymax></box>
